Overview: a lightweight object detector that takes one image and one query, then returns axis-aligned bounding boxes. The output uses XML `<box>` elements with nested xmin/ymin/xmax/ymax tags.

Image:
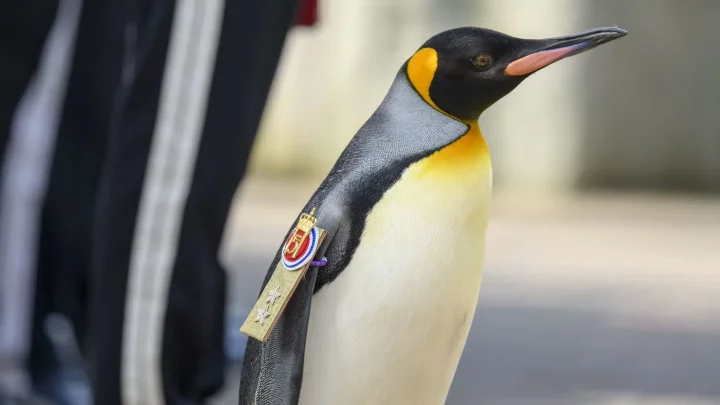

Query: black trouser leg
<box><xmin>89</xmin><ymin>0</ymin><xmax>296</xmax><ymax>404</ymax></box>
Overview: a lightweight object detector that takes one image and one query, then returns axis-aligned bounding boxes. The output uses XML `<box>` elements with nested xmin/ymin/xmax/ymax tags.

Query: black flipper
<box><xmin>238</xmin><ymin>265</ymin><xmax>319</xmax><ymax>405</ymax></box>
<box><xmin>238</xmin><ymin>200</ymin><xmax>342</xmax><ymax>405</ymax></box>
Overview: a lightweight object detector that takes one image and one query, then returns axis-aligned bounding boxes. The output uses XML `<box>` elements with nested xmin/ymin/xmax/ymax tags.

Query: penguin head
<box><xmin>406</xmin><ymin>26</ymin><xmax>627</xmax><ymax>122</ymax></box>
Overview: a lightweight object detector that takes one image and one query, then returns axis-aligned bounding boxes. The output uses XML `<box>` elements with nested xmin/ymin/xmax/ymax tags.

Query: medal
<box><xmin>240</xmin><ymin>208</ymin><xmax>325</xmax><ymax>342</ymax></box>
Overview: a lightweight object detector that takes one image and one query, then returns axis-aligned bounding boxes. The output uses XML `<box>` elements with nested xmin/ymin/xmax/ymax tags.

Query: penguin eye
<box><xmin>471</xmin><ymin>53</ymin><xmax>494</xmax><ymax>69</ymax></box>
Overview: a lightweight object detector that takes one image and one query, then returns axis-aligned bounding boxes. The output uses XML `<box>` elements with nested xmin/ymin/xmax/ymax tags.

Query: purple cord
<box><xmin>311</xmin><ymin>257</ymin><xmax>328</xmax><ymax>267</ymax></box>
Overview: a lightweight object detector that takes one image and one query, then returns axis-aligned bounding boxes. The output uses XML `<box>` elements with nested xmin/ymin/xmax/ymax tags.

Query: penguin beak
<box><xmin>505</xmin><ymin>27</ymin><xmax>627</xmax><ymax>77</ymax></box>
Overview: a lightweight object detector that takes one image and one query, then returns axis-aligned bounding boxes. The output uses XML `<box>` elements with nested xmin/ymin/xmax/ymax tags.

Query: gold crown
<box><xmin>296</xmin><ymin>207</ymin><xmax>317</xmax><ymax>233</ymax></box>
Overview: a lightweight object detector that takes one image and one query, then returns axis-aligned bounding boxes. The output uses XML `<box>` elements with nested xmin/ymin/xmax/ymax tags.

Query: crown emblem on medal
<box><xmin>282</xmin><ymin>208</ymin><xmax>320</xmax><ymax>271</ymax></box>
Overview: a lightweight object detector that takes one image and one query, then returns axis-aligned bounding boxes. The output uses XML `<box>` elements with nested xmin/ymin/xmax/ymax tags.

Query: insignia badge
<box><xmin>240</xmin><ymin>208</ymin><xmax>326</xmax><ymax>342</ymax></box>
<box><xmin>282</xmin><ymin>208</ymin><xmax>319</xmax><ymax>271</ymax></box>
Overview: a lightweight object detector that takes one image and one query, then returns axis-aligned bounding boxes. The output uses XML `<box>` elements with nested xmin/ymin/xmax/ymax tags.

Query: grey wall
<box><xmin>580</xmin><ymin>0</ymin><xmax>720</xmax><ymax>192</ymax></box>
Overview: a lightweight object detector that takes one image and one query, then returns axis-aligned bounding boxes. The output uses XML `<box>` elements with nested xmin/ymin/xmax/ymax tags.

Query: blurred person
<box><xmin>0</xmin><ymin>0</ymin><xmax>317</xmax><ymax>404</ymax></box>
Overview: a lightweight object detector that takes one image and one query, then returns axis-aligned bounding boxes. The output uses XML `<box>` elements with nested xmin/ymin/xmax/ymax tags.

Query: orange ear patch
<box><xmin>406</xmin><ymin>48</ymin><xmax>441</xmax><ymax>112</ymax></box>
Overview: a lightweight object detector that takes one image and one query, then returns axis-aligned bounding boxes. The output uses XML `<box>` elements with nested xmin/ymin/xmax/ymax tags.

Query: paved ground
<box><xmin>215</xmin><ymin>177</ymin><xmax>720</xmax><ymax>405</ymax></box>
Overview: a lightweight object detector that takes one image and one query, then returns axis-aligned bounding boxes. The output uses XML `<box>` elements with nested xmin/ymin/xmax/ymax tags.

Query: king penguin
<box><xmin>239</xmin><ymin>26</ymin><xmax>626</xmax><ymax>405</ymax></box>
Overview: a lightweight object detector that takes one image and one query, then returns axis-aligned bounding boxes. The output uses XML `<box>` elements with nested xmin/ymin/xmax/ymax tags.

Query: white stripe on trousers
<box><xmin>0</xmin><ymin>0</ymin><xmax>81</xmax><ymax>397</ymax></box>
<box><xmin>121</xmin><ymin>0</ymin><xmax>225</xmax><ymax>404</ymax></box>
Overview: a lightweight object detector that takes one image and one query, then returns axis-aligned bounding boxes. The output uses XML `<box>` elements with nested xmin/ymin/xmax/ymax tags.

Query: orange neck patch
<box><xmin>410</xmin><ymin>123</ymin><xmax>490</xmax><ymax>179</ymax></box>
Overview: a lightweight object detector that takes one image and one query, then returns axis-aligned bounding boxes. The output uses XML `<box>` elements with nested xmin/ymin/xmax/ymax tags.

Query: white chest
<box><xmin>300</xmin><ymin>139</ymin><xmax>492</xmax><ymax>405</ymax></box>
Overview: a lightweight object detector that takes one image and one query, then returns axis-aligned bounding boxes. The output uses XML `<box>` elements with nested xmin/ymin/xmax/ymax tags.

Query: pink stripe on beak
<box><xmin>505</xmin><ymin>43</ymin><xmax>587</xmax><ymax>76</ymax></box>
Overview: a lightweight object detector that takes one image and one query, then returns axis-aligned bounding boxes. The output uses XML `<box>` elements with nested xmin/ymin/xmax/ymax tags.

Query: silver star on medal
<box><xmin>266</xmin><ymin>287</ymin><xmax>282</xmax><ymax>305</ymax></box>
<box><xmin>254</xmin><ymin>307</ymin><xmax>271</xmax><ymax>325</ymax></box>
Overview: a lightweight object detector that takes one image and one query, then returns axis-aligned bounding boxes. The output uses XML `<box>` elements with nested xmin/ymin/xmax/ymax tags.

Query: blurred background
<box><xmin>2</xmin><ymin>1</ymin><xmax>720</xmax><ymax>405</ymax></box>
